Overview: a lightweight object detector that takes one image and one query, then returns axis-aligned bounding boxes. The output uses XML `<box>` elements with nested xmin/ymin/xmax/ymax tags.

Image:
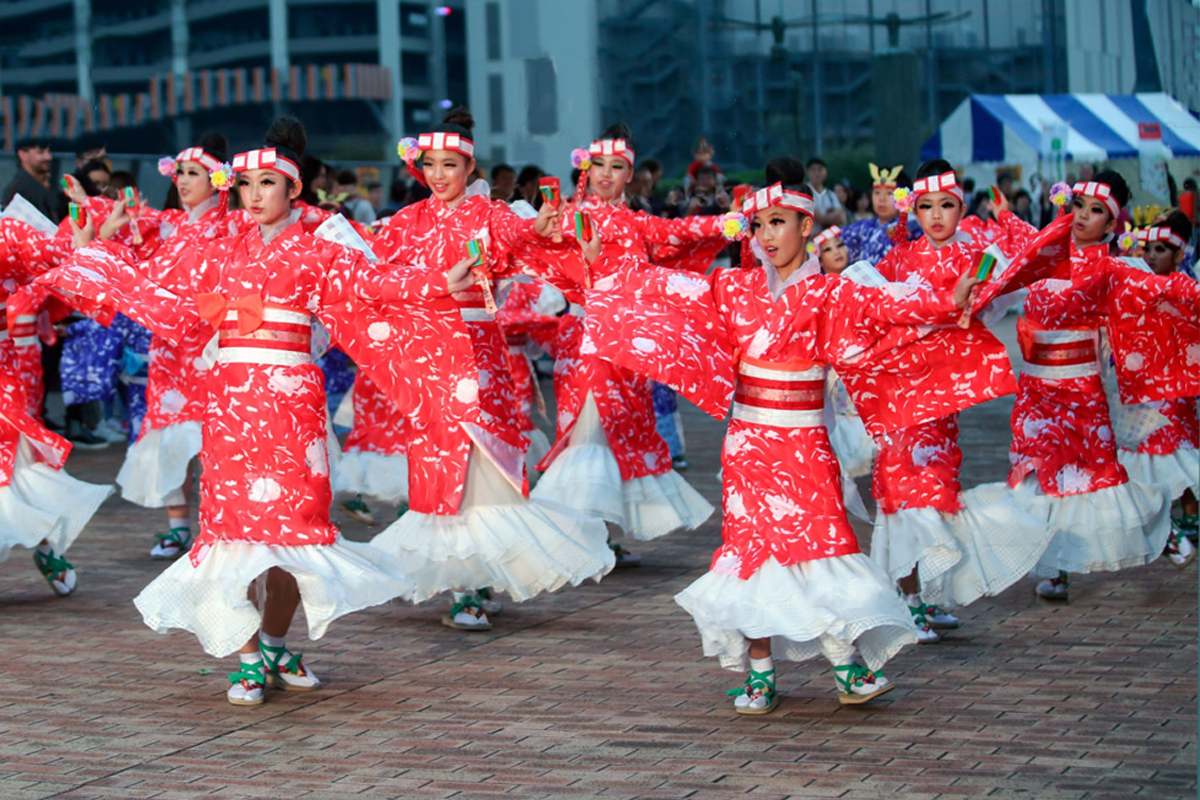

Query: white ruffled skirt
<box><xmin>1011</xmin><ymin>476</ymin><xmax>1173</xmax><ymax>577</ymax></box>
<box><xmin>524</xmin><ymin>427</ymin><xmax>552</xmax><ymax>474</ymax></box>
<box><xmin>332</xmin><ymin>449</ymin><xmax>409</xmax><ymax>504</ymax></box>
<box><xmin>871</xmin><ymin>482</ymin><xmax>1057</xmax><ymax>608</ymax></box>
<box><xmin>0</xmin><ymin>438</ymin><xmax>113</xmax><ymax>563</ymax></box>
<box><xmin>675</xmin><ymin>554</ymin><xmax>918</xmax><ymax>673</ymax></box>
<box><xmin>1118</xmin><ymin>447</ymin><xmax>1199</xmax><ymax>502</ymax></box>
<box><xmin>531</xmin><ymin>394</ymin><xmax>714</xmax><ymax>540</ymax></box>
<box><xmin>133</xmin><ymin>537</ymin><xmax>415</xmax><ymax>657</ymax></box>
<box><xmin>830</xmin><ymin>413</ymin><xmax>876</xmax><ymax>480</ymax></box>
<box><xmin>371</xmin><ymin>445</ymin><xmax>614</xmax><ymax>603</ymax></box>
<box><xmin>117</xmin><ymin>422</ymin><xmax>202</xmax><ymax>508</ymax></box>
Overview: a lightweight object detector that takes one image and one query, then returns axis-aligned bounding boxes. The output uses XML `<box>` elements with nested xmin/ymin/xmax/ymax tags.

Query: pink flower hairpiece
<box><xmin>396</xmin><ymin>137</ymin><xmax>421</xmax><ymax>165</ymax></box>
<box><xmin>571</xmin><ymin>147</ymin><xmax>593</xmax><ymax>171</ymax></box>
<box><xmin>1050</xmin><ymin>182</ymin><xmax>1072</xmax><ymax>207</ymax></box>
<box><xmin>891</xmin><ymin>187</ymin><xmax>915</xmax><ymax>213</ymax></box>
<box><xmin>157</xmin><ymin>156</ymin><xmax>176</xmax><ymax>177</ymax></box>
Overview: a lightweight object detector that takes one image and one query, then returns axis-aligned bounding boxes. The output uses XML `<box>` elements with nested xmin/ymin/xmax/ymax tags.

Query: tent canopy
<box><xmin>921</xmin><ymin>93</ymin><xmax>1200</xmax><ymax>165</ymax></box>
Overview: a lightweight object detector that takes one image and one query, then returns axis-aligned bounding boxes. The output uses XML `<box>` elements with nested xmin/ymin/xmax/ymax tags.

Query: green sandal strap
<box><xmin>727</xmin><ymin>667</ymin><xmax>775</xmax><ymax>697</ymax></box>
<box><xmin>154</xmin><ymin>526</ymin><xmax>190</xmax><ymax>544</ymax></box>
<box><xmin>259</xmin><ymin>641</ymin><xmax>304</xmax><ymax>675</ymax></box>
<box><xmin>449</xmin><ymin>595</ymin><xmax>482</xmax><ymax>617</ymax></box>
<box><xmin>228</xmin><ymin>660</ymin><xmax>265</xmax><ymax>686</ymax></box>
<box><xmin>833</xmin><ymin>663</ymin><xmax>870</xmax><ymax>693</ymax></box>
<box><xmin>34</xmin><ymin>548</ymin><xmax>73</xmax><ymax>577</ymax></box>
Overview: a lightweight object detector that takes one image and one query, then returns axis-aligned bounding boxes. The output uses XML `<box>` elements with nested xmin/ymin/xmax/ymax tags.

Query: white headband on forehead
<box><xmin>1144</xmin><ymin>225</ymin><xmax>1186</xmax><ymax>249</ymax></box>
<box><xmin>589</xmin><ymin>138</ymin><xmax>635</xmax><ymax>165</ymax></box>
<box><xmin>231</xmin><ymin>148</ymin><xmax>300</xmax><ymax>181</ymax></box>
<box><xmin>811</xmin><ymin>226</ymin><xmax>842</xmax><ymax>248</ymax></box>
<box><xmin>417</xmin><ymin>131</ymin><xmax>475</xmax><ymax>158</ymax></box>
<box><xmin>911</xmin><ymin>171</ymin><xmax>964</xmax><ymax>203</ymax></box>
<box><xmin>741</xmin><ymin>183</ymin><xmax>815</xmax><ymax>217</ymax></box>
<box><xmin>175</xmin><ymin>147</ymin><xmax>222</xmax><ymax>173</ymax></box>
<box><xmin>1072</xmin><ymin>181</ymin><xmax>1121</xmax><ymax>219</ymax></box>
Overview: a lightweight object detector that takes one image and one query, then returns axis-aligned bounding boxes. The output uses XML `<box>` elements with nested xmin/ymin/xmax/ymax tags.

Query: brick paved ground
<box><xmin>0</xmin><ymin>316</ymin><xmax>1194</xmax><ymax>799</ymax></box>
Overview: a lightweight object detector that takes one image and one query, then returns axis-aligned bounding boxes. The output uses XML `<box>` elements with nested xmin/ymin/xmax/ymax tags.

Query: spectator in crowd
<box><xmin>81</xmin><ymin>161</ymin><xmax>114</xmax><ymax>199</ymax></box>
<box><xmin>807</xmin><ymin>157</ymin><xmax>846</xmax><ymax>233</ymax></box>
<box><xmin>376</xmin><ymin>178</ymin><xmax>409</xmax><ymax>218</ymax></box>
<box><xmin>1013</xmin><ymin>189</ymin><xmax>1034</xmax><ymax>224</ymax></box>
<box><xmin>684</xmin><ymin>138</ymin><xmax>723</xmax><ymax>190</ymax></box>
<box><xmin>366</xmin><ymin>181</ymin><xmax>384</xmax><ymax>214</ymax></box>
<box><xmin>334</xmin><ymin>169</ymin><xmax>375</xmax><ymax>224</ymax></box>
<box><xmin>1078</xmin><ymin>162</ymin><xmax>1096</xmax><ymax>182</ymax></box>
<box><xmin>672</xmin><ymin>164</ymin><xmax>730</xmax><ymax>217</ymax></box>
<box><xmin>627</xmin><ymin>166</ymin><xmax>662</xmax><ymax>215</ymax></box>
<box><xmin>491</xmin><ymin>163</ymin><xmax>516</xmax><ymax>202</ymax></box>
<box><xmin>4</xmin><ymin>137</ymin><xmax>60</xmax><ymax>220</ymax></box>
<box><xmin>514</xmin><ymin>165</ymin><xmax>544</xmax><ymax>208</ymax></box>
<box><xmin>854</xmin><ymin>187</ymin><xmax>871</xmax><ymax>220</ymax></box>
<box><xmin>833</xmin><ymin>181</ymin><xmax>854</xmax><ymax>223</ymax></box>
<box><xmin>299</xmin><ymin>155</ymin><xmax>332</xmax><ymax>206</ymax></box>
<box><xmin>642</xmin><ymin>157</ymin><xmax>664</xmax><ymax>196</ymax></box>
<box><xmin>996</xmin><ymin>171</ymin><xmax>1015</xmax><ymax>202</ymax></box>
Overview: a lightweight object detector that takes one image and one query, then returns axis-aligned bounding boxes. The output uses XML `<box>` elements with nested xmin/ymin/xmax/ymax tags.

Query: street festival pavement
<box><xmin>0</xmin><ymin>315</ymin><xmax>1194</xmax><ymax>800</ymax></box>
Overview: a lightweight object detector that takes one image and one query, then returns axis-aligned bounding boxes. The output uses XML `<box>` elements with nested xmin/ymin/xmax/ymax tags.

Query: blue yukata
<box><xmin>839</xmin><ymin>215</ymin><xmax>922</xmax><ymax>266</ymax></box>
<box><xmin>652</xmin><ymin>381</ymin><xmax>685</xmax><ymax>459</ymax></box>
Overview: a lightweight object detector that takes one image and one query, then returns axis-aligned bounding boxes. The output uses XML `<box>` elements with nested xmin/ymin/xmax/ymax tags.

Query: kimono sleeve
<box><xmin>1102</xmin><ymin>258</ymin><xmax>1200</xmax><ymax>403</ymax></box>
<box><xmin>823</xmin><ymin>279</ymin><xmax>1017</xmax><ymax>436</ymax></box>
<box><xmin>34</xmin><ymin>238</ymin><xmax>203</xmax><ymax>345</ymax></box>
<box><xmin>635</xmin><ymin>212</ymin><xmax>730</xmax><ymax>274</ymax></box>
<box><xmin>970</xmin><ymin>213</ymin><xmax>1073</xmax><ymax>313</ymax></box>
<box><xmin>0</xmin><ymin>218</ymin><xmax>72</xmax><ymax>286</ymax></box>
<box><xmin>581</xmin><ymin>264</ymin><xmax>736</xmax><ymax>418</ymax></box>
<box><xmin>317</xmin><ymin>241</ymin><xmax>481</xmax><ymax>431</ymax></box>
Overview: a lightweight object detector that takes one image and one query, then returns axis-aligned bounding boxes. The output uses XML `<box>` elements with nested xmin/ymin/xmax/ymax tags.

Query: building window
<box><xmin>525</xmin><ymin>57</ymin><xmax>557</xmax><ymax>136</ymax></box>
<box><xmin>489</xmin><ymin>74</ymin><xmax>505</xmax><ymax>133</ymax></box>
<box><xmin>486</xmin><ymin>2</ymin><xmax>502</xmax><ymax>61</ymax></box>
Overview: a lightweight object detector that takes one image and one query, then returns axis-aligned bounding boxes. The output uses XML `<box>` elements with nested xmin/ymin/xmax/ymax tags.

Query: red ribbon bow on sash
<box><xmin>196</xmin><ymin>293</ymin><xmax>265</xmax><ymax>335</ymax></box>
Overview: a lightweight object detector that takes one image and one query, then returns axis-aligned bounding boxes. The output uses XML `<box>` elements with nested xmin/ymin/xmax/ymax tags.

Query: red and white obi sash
<box><xmin>11</xmin><ymin>312</ymin><xmax>36</xmax><ymax>348</ymax></box>
<box><xmin>218</xmin><ymin>306</ymin><xmax>312</xmax><ymax>366</ymax></box>
<box><xmin>732</xmin><ymin>358</ymin><xmax>826</xmax><ymax>427</ymax></box>
<box><xmin>1017</xmin><ymin>318</ymin><xmax>1099</xmax><ymax>380</ymax></box>
<box><xmin>458</xmin><ymin>296</ymin><xmax>496</xmax><ymax>323</ymax></box>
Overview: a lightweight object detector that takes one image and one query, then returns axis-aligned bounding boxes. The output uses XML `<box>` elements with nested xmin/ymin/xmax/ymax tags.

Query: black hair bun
<box><xmin>915</xmin><ymin>158</ymin><xmax>953</xmax><ymax>180</ymax></box>
<box><xmin>197</xmin><ymin>130</ymin><xmax>229</xmax><ymax>163</ymax></box>
<box><xmin>264</xmin><ymin>115</ymin><xmax>307</xmax><ymax>158</ymax></box>
<box><xmin>441</xmin><ymin>106</ymin><xmax>475</xmax><ymax>133</ymax></box>
<box><xmin>764</xmin><ymin>156</ymin><xmax>806</xmax><ymax>191</ymax></box>
<box><xmin>598</xmin><ymin>122</ymin><xmax>635</xmax><ymax>152</ymax></box>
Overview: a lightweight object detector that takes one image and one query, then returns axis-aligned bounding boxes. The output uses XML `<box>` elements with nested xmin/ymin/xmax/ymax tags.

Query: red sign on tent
<box><xmin>1138</xmin><ymin>122</ymin><xmax>1162</xmax><ymax>140</ymax></box>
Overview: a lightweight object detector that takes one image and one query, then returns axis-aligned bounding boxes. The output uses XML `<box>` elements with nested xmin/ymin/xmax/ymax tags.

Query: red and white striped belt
<box><xmin>1022</xmin><ymin>329</ymin><xmax>1099</xmax><ymax>379</ymax></box>
<box><xmin>11</xmin><ymin>313</ymin><xmax>36</xmax><ymax>347</ymax></box>
<box><xmin>731</xmin><ymin>359</ymin><xmax>826</xmax><ymax>428</ymax></box>
<box><xmin>217</xmin><ymin>307</ymin><xmax>312</xmax><ymax>366</ymax></box>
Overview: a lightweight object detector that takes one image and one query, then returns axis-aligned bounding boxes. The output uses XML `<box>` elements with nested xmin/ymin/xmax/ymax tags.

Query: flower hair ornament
<box><xmin>157</xmin><ymin>157</ymin><xmax>176</xmax><ymax>177</ymax></box>
<box><xmin>1049</xmin><ymin>182</ymin><xmax>1073</xmax><ymax>215</ymax></box>
<box><xmin>888</xmin><ymin>187</ymin><xmax>915</xmax><ymax>245</ymax></box>
<box><xmin>209</xmin><ymin>163</ymin><xmax>234</xmax><ymax>191</ymax></box>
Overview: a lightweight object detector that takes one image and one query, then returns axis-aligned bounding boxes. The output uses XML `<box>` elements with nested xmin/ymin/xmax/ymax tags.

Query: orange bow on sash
<box><xmin>1016</xmin><ymin>316</ymin><xmax>1094</xmax><ymax>362</ymax></box>
<box><xmin>196</xmin><ymin>293</ymin><xmax>264</xmax><ymax>335</ymax></box>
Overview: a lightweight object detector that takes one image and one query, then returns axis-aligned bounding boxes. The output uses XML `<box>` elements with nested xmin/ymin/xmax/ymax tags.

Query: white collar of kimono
<box><xmin>185</xmin><ymin>194</ymin><xmax>220</xmax><ymax>224</ymax></box>
<box><xmin>259</xmin><ymin>208</ymin><xmax>302</xmax><ymax>245</ymax></box>
<box><xmin>756</xmin><ymin>239</ymin><xmax>821</xmax><ymax>302</ymax></box>
<box><xmin>930</xmin><ymin>228</ymin><xmax>973</xmax><ymax>249</ymax></box>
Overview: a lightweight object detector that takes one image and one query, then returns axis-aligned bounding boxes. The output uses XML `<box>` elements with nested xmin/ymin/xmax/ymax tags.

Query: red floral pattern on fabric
<box><xmin>1137</xmin><ymin>396</ymin><xmax>1198</xmax><ymax>456</ymax></box>
<box><xmin>582</xmin><ymin>260</ymin><xmax>1008</xmax><ymax>577</ymax></box>
<box><xmin>536</xmin><ymin>198</ymin><xmax>728</xmax><ymax>480</ymax></box>
<box><xmin>1006</xmin><ymin>241</ymin><xmax>1199</xmax><ymax>496</ymax></box>
<box><xmin>343</xmin><ymin>371</ymin><xmax>407</xmax><ymax>455</ymax></box>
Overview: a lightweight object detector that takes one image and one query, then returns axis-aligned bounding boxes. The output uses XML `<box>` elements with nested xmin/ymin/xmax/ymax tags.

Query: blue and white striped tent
<box><xmin>921</xmin><ymin>93</ymin><xmax>1200</xmax><ymax>166</ymax></box>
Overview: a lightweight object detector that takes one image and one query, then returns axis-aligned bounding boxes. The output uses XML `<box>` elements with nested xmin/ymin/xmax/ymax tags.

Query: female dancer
<box><xmin>585</xmin><ymin>157</ymin><xmax>1003</xmax><ymax>711</ymax></box>
<box><xmin>1010</xmin><ymin>173</ymin><xmax>1200</xmax><ymax>600</ymax></box>
<box><xmin>0</xmin><ymin>218</ymin><xmax>113</xmax><ymax>595</ymax></box>
<box><xmin>870</xmin><ymin>159</ymin><xmax>1053</xmax><ymax>640</ymax></box>
<box><xmin>531</xmin><ymin>124</ymin><xmax>735</xmax><ymax>563</ymax></box>
<box><xmin>368</xmin><ymin>109</ymin><xmax>614</xmax><ymax>631</ymax></box>
<box><xmin>51</xmin><ymin>116</ymin><xmax>460</xmax><ymax>705</ymax></box>
<box><xmin>1110</xmin><ymin>210</ymin><xmax>1198</xmax><ymax>566</ymax></box>
<box><xmin>103</xmin><ymin>133</ymin><xmax>255</xmax><ymax>558</ymax></box>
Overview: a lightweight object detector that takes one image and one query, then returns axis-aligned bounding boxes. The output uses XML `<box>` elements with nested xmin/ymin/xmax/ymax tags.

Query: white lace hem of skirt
<box><xmin>333</xmin><ymin>449</ymin><xmax>409</xmax><ymax>504</ymax></box>
<box><xmin>1011</xmin><ymin>476</ymin><xmax>1173</xmax><ymax>577</ymax></box>
<box><xmin>871</xmin><ymin>482</ymin><xmax>1058</xmax><ymax>608</ymax></box>
<box><xmin>116</xmin><ymin>421</ymin><xmax>201</xmax><ymax>508</ymax></box>
<box><xmin>133</xmin><ymin>537</ymin><xmax>415</xmax><ymax>658</ymax></box>
<box><xmin>674</xmin><ymin>554</ymin><xmax>917</xmax><ymax>673</ymax></box>
<box><xmin>1118</xmin><ymin>447</ymin><xmax>1199</xmax><ymax>502</ymax></box>
<box><xmin>0</xmin><ymin>438</ymin><xmax>113</xmax><ymax>563</ymax></box>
